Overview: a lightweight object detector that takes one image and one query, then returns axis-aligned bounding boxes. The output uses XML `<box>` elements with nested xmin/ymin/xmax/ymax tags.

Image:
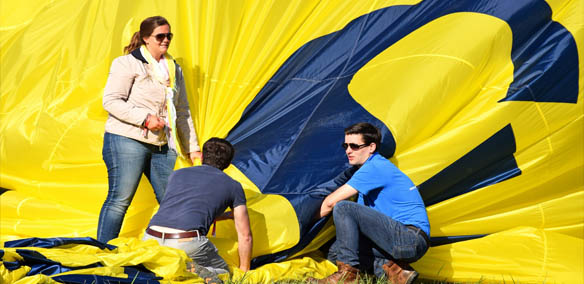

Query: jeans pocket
<box><xmin>391</xmin><ymin>244</ymin><xmax>417</xmax><ymax>260</ymax></box>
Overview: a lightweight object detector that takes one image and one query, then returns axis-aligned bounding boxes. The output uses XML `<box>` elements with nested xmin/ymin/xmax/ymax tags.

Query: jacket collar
<box><xmin>130</xmin><ymin>47</ymin><xmax>177</xmax><ymax>65</ymax></box>
<box><xmin>130</xmin><ymin>48</ymin><xmax>148</xmax><ymax>64</ymax></box>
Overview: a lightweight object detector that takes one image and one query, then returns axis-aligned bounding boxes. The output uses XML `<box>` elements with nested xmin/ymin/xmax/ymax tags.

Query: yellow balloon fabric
<box><xmin>1</xmin><ymin>0</ymin><xmax>582</xmax><ymax>283</ymax></box>
<box><xmin>2</xmin><ymin>238</ymin><xmax>206</xmax><ymax>283</ymax></box>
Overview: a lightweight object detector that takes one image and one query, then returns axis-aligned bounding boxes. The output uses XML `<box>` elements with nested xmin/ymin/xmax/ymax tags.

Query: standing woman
<box><xmin>98</xmin><ymin>16</ymin><xmax>201</xmax><ymax>243</ymax></box>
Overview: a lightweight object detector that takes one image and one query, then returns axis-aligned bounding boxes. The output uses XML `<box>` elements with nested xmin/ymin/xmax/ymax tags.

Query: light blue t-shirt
<box><xmin>347</xmin><ymin>153</ymin><xmax>430</xmax><ymax>236</ymax></box>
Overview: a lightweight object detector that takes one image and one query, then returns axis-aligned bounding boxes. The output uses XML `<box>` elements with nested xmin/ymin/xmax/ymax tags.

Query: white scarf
<box><xmin>140</xmin><ymin>45</ymin><xmax>184</xmax><ymax>157</ymax></box>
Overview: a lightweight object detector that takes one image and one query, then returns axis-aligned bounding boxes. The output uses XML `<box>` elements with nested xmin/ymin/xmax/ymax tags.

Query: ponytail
<box><xmin>124</xmin><ymin>31</ymin><xmax>143</xmax><ymax>54</ymax></box>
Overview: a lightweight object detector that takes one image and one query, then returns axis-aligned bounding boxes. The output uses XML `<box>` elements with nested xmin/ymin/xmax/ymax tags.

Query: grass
<box><xmin>69</xmin><ymin>265</ymin><xmax>524</xmax><ymax>284</ymax></box>
<box><xmin>222</xmin><ymin>275</ymin><xmax>487</xmax><ymax>284</ymax></box>
<box><xmin>225</xmin><ymin>280</ymin><xmax>478</xmax><ymax>284</ymax></box>
<box><xmin>217</xmin><ymin>269</ymin><xmax>523</xmax><ymax>284</ymax></box>
<box><xmin>96</xmin><ymin>272</ymin><xmax>526</xmax><ymax>284</ymax></box>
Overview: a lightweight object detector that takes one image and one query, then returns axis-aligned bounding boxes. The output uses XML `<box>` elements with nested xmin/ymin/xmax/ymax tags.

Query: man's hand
<box><xmin>318</xmin><ymin>184</ymin><xmax>358</xmax><ymax>218</ymax></box>
<box><xmin>233</xmin><ymin>205</ymin><xmax>253</xmax><ymax>272</ymax></box>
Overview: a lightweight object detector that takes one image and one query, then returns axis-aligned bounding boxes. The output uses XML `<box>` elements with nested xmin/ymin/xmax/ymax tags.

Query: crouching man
<box><xmin>144</xmin><ymin>138</ymin><xmax>252</xmax><ymax>283</ymax></box>
<box><xmin>312</xmin><ymin>123</ymin><xmax>430</xmax><ymax>284</ymax></box>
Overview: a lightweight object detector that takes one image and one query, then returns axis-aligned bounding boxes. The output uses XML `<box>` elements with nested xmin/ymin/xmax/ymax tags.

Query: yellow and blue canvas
<box><xmin>1</xmin><ymin>0</ymin><xmax>582</xmax><ymax>283</ymax></box>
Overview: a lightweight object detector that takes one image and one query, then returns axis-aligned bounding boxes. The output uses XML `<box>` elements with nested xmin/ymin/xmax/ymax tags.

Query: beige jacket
<box><xmin>103</xmin><ymin>49</ymin><xmax>199</xmax><ymax>155</ymax></box>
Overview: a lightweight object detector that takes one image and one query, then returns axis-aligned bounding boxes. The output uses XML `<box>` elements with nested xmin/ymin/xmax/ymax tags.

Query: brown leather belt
<box><xmin>146</xmin><ymin>227</ymin><xmax>200</xmax><ymax>239</ymax></box>
<box><xmin>406</xmin><ymin>225</ymin><xmax>430</xmax><ymax>246</ymax></box>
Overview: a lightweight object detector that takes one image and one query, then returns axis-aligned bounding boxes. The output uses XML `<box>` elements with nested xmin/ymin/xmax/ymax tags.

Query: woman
<box><xmin>98</xmin><ymin>16</ymin><xmax>201</xmax><ymax>243</ymax></box>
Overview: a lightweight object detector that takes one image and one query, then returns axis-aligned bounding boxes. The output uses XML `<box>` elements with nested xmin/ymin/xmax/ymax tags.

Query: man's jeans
<box><xmin>329</xmin><ymin>201</ymin><xmax>428</xmax><ymax>276</ymax></box>
<box><xmin>97</xmin><ymin>133</ymin><xmax>177</xmax><ymax>243</ymax></box>
<box><xmin>143</xmin><ymin>232</ymin><xmax>230</xmax><ymax>275</ymax></box>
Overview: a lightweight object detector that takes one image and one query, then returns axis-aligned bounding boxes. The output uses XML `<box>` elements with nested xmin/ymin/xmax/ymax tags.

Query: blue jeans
<box><xmin>330</xmin><ymin>201</ymin><xmax>428</xmax><ymax>274</ymax></box>
<box><xmin>328</xmin><ymin>234</ymin><xmax>392</xmax><ymax>277</ymax></box>
<box><xmin>97</xmin><ymin>132</ymin><xmax>177</xmax><ymax>243</ymax></box>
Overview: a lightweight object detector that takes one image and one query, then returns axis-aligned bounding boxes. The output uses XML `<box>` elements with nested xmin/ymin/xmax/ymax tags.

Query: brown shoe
<box><xmin>308</xmin><ymin>261</ymin><xmax>360</xmax><ymax>284</ymax></box>
<box><xmin>382</xmin><ymin>260</ymin><xmax>418</xmax><ymax>284</ymax></box>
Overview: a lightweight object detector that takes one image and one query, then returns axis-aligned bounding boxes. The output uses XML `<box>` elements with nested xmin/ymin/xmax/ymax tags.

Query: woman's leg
<box><xmin>97</xmin><ymin>133</ymin><xmax>148</xmax><ymax>243</ymax></box>
<box><xmin>147</xmin><ymin>144</ymin><xmax>177</xmax><ymax>203</ymax></box>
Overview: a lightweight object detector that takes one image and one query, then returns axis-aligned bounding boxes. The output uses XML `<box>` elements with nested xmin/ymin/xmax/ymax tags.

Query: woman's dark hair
<box><xmin>344</xmin><ymin>122</ymin><xmax>382</xmax><ymax>150</ymax></box>
<box><xmin>124</xmin><ymin>16</ymin><xmax>170</xmax><ymax>54</ymax></box>
<box><xmin>202</xmin><ymin>138</ymin><xmax>235</xmax><ymax>170</ymax></box>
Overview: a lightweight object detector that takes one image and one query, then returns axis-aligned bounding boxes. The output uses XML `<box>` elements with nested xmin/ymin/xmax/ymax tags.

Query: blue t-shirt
<box><xmin>149</xmin><ymin>165</ymin><xmax>246</xmax><ymax>235</ymax></box>
<box><xmin>347</xmin><ymin>153</ymin><xmax>430</xmax><ymax>236</ymax></box>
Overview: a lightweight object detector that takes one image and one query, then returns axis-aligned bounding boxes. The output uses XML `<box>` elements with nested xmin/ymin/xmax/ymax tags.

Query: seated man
<box><xmin>313</xmin><ymin>122</ymin><xmax>430</xmax><ymax>284</ymax></box>
<box><xmin>143</xmin><ymin>138</ymin><xmax>252</xmax><ymax>283</ymax></box>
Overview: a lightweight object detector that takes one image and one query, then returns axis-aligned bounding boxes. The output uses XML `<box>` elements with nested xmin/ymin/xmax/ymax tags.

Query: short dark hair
<box><xmin>202</xmin><ymin>138</ymin><xmax>234</xmax><ymax>170</ymax></box>
<box><xmin>344</xmin><ymin>122</ymin><xmax>382</xmax><ymax>150</ymax></box>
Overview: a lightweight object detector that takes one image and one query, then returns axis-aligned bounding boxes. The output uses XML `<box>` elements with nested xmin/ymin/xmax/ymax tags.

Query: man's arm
<box><xmin>313</xmin><ymin>167</ymin><xmax>358</xmax><ymax>197</ymax></box>
<box><xmin>318</xmin><ymin>183</ymin><xmax>358</xmax><ymax>218</ymax></box>
<box><xmin>233</xmin><ymin>204</ymin><xmax>253</xmax><ymax>271</ymax></box>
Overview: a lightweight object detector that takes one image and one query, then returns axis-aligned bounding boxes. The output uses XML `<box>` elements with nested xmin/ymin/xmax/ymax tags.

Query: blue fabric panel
<box><xmin>52</xmin><ymin>267</ymin><xmax>161</xmax><ymax>284</ymax></box>
<box><xmin>5</xmin><ymin>237</ymin><xmax>116</xmax><ymax>250</ymax></box>
<box><xmin>3</xmin><ymin>260</ymin><xmax>21</xmax><ymax>271</ymax></box>
<box><xmin>12</xmin><ymin>249</ymin><xmax>102</xmax><ymax>276</ymax></box>
<box><xmin>228</xmin><ymin>0</ymin><xmax>578</xmax><ymax>263</ymax></box>
<box><xmin>418</xmin><ymin>124</ymin><xmax>521</xmax><ymax>206</ymax></box>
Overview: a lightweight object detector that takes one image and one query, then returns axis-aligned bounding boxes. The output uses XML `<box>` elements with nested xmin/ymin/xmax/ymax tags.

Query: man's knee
<box><xmin>333</xmin><ymin>200</ymin><xmax>355</xmax><ymax>216</ymax></box>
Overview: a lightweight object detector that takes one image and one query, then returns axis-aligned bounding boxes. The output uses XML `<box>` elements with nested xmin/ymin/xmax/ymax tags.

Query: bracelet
<box><xmin>144</xmin><ymin>114</ymin><xmax>151</xmax><ymax>128</ymax></box>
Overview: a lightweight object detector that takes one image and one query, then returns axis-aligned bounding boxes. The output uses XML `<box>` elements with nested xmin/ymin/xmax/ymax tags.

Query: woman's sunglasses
<box><xmin>342</xmin><ymin>143</ymin><xmax>370</xmax><ymax>150</ymax></box>
<box><xmin>153</xmin><ymin>32</ymin><xmax>173</xmax><ymax>41</ymax></box>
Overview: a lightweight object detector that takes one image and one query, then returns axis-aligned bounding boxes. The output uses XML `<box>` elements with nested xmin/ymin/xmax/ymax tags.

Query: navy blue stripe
<box><xmin>429</xmin><ymin>234</ymin><xmax>488</xmax><ymax>246</ymax></box>
<box><xmin>418</xmin><ymin>124</ymin><xmax>521</xmax><ymax>206</ymax></box>
<box><xmin>0</xmin><ymin>249</ymin><xmax>23</xmax><ymax>271</ymax></box>
<box><xmin>2</xmin><ymin>260</ymin><xmax>21</xmax><ymax>271</ymax></box>
<box><xmin>5</xmin><ymin>237</ymin><xmax>117</xmax><ymax>250</ymax></box>
<box><xmin>12</xmin><ymin>249</ymin><xmax>102</xmax><ymax>276</ymax></box>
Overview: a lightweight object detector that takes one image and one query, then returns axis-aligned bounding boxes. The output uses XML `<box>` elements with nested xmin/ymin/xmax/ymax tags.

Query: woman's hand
<box><xmin>145</xmin><ymin>114</ymin><xmax>165</xmax><ymax>131</ymax></box>
<box><xmin>189</xmin><ymin>151</ymin><xmax>202</xmax><ymax>164</ymax></box>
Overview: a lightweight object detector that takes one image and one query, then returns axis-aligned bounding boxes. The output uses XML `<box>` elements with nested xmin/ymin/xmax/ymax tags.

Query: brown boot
<box><xmin>308</xmin><ymin>261</ymin><xmax>360</xmax><ymax>284</ymax></box>
<box><xmin>382</xmin><ymin>260</ymin><xmax>418</xmax><ymax>284</ymax></box>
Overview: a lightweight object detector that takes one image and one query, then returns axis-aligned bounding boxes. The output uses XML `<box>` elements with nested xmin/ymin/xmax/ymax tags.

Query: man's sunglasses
<box><xmin>342</xmin><ymin>143</ymin><xmax>370</xmax><ymax>150</ymax></box>
<box><xmin>153</xmin><ymin>32</ymin><xmax>173</xmax><ymax>41</ymax></box>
